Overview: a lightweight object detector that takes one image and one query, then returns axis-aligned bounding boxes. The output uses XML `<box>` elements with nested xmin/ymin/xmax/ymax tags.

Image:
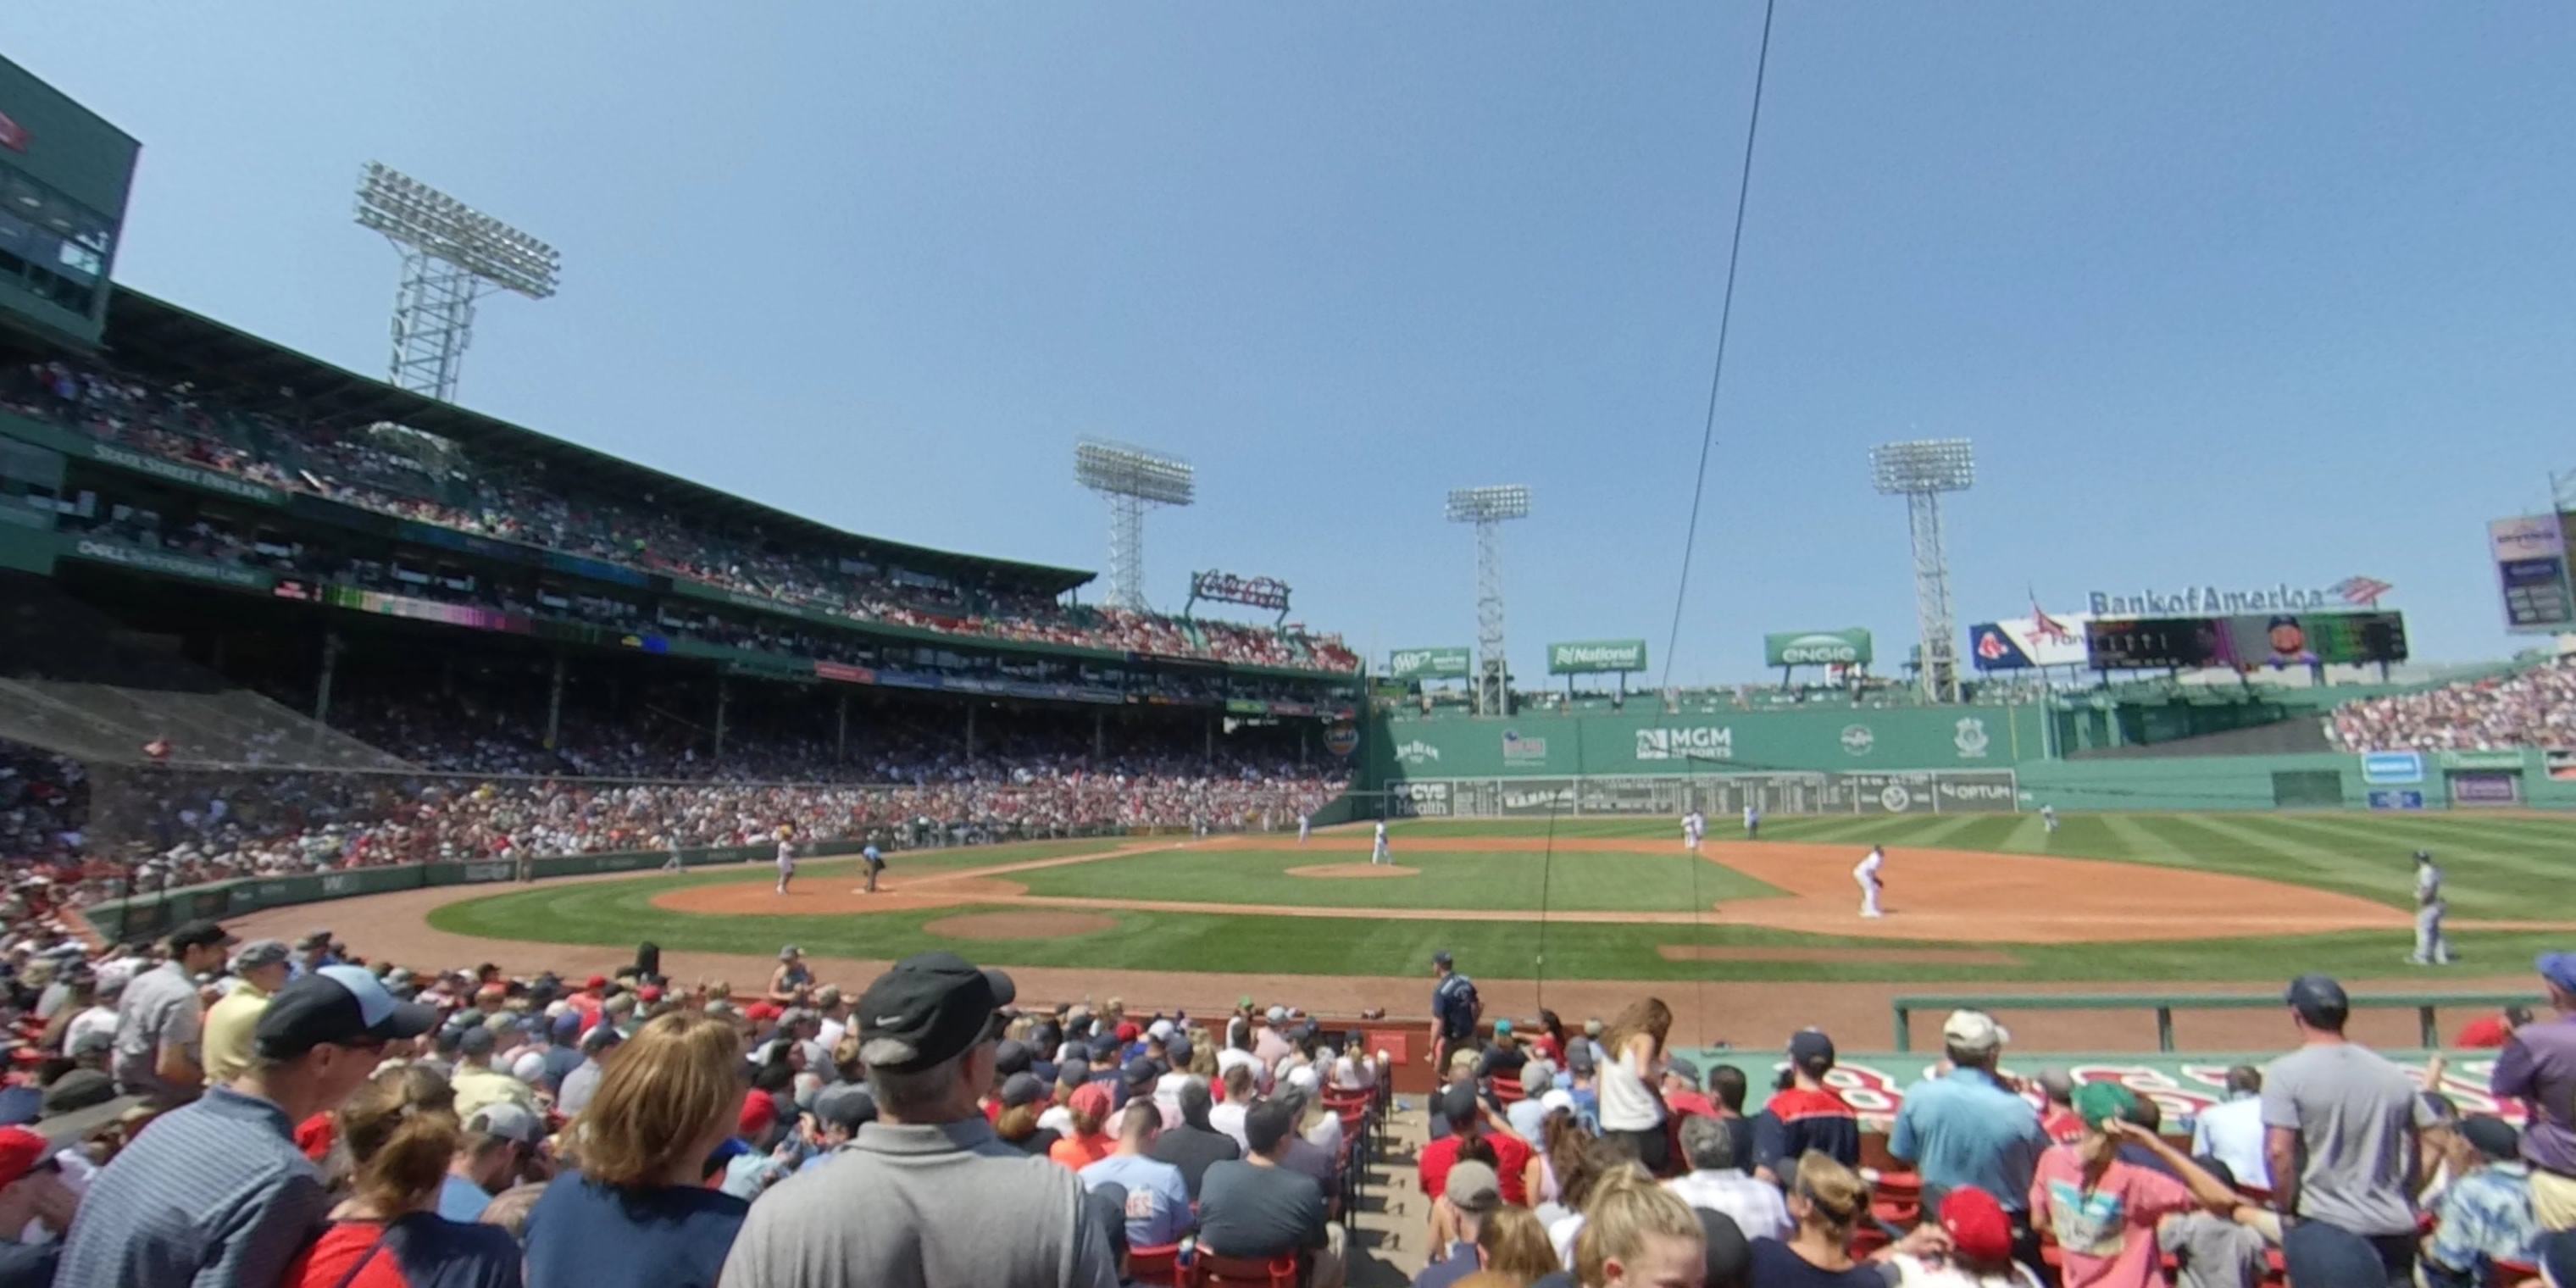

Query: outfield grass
<box><xmin>423</xmin><ymin>812</ymin><xmax>2576</xmax><ymax>984</ymax></box>
<box><xmin>1006</xmin><ymin>845</ymin><xmax>1783</xmax><ymax>912</ymax></box>
<box><xmin>1391</xmin><ymin>812</ymin><xmax>2576</xmax><ymax>920</ymax></box>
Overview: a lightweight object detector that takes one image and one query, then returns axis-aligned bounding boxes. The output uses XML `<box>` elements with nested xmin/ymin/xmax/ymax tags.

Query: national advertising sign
<box><xmin>1386</xmin><ymin>647</ymin><xmax>1473</xmax><ymax>681</ymax></box>
<box><xmin>1763</xmin><ymin>629</ymin><xmax>1873</xmax><ymax>669</ymax></box>
<box><xmin>1968</xmin><ymin>613</ymin><xmax>2092</xmax><ymax>671</ymax></box>
<box><xmin>2490</xmin><ymin>515</ymin><xmax>2576</xmax><ymax>633</ymax></box>
<box><xmin>1548</xmin><ymin>639</ymin><xmax>1648</xmax><ymax>675</ymax></box>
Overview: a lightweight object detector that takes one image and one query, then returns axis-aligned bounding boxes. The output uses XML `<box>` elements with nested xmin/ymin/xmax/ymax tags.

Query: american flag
<box><xmin>2333</xmin><ymin>576</ymin><xmax>2394</xmax><ymax>607</ymax></box>
<box><xmin>2029</xmin><ymin>590</ymin><xmax>2075</xmax><ymax>643</ymax></box>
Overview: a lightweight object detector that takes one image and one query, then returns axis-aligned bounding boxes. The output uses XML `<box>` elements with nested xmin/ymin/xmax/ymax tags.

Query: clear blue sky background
<box><xmin>9</xmin><ymin>4</ymin><xmax>2574</xmax><ymax>683</ymax></box>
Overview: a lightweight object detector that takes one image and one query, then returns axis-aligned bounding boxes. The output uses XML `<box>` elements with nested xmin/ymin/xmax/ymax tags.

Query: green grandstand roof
<box><xmin>98</xmin><ymin>287</ymin><xmax>1100</xmax><ymax>595</ymax></box>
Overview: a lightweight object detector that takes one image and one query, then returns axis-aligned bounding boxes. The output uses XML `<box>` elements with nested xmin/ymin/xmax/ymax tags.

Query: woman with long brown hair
<box><xmin>1478</xmin><ymin>1206</ymin><xmax>1563</xmax><ymax>1281</ymax></box>
<box><xmin>284</xmin><ymin>1065</ymin><xmax>524</xmax><ymax>1287</ymax></box>
<box><xmin>523</xmin><ymin>1011</ymin><xmax>751</xmax><ymax>1288</ymax></box>
<box><xmin>1594</xmin><ymin>998</ymin><xmax>1674</xmax><ymax>1174</ymax></box>
<box><xmin>1747</xmin><ymin>1151</ymin><xmax>1946</xmax><ymax>1285</ymax></box>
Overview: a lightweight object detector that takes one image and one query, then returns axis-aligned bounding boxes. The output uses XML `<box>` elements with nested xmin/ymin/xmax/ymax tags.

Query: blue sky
<box><xmin>9</xmin><ymin>3</ymin><xmax>2576</xmax><ymax>682</ymax></box>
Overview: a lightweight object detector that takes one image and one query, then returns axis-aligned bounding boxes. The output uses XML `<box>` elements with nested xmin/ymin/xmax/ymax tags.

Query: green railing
<box><xmin>1891</xmin><ymin>991</ymin><xmax>2540</xmax><ymax>1053</ymax></box>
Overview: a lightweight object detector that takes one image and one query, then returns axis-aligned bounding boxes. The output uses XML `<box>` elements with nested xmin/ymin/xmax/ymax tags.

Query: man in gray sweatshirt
<box><xmin>718</xmin><ymin>951</ymin><xmax>1119</xmax><ymax>1288</ymax></box>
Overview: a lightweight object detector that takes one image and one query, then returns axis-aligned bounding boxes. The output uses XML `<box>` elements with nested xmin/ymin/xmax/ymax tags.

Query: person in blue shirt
<box><xmin>1079</xmin><ymin>1102</ymin><xmax>1195</xmax><ymax>1249</ymax></box>
<box><xmin>861</xmin><ymin>844</ymin><xmax>886</xmax><ymax>894</ymax></box>
<box><xmin>2423</xmin><ymin>1115</ymin><xmax>2541</xmax><ymax>1288</ymax></box>
<box><xmin>1886</xmin><ymin>1009</ymin><xmax>2049</xmax><ymax>1270</ymax></box>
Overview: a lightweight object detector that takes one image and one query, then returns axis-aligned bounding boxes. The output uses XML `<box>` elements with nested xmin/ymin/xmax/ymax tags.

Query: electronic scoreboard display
<box><xmin>2083</xmin><ymin>612</ymin><xmax>2407</xmax><ymax>670</ymax></box>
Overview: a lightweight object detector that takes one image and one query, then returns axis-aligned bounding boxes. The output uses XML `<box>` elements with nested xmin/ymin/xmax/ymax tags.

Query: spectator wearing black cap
<box><xmin>717</xmin><ymin>951</ymin><xmax>1117</xmax><ymax>1288</ymax></box>
<box><xmin>61</xmin><ymin>964</ymin><xmax>436</xmax><ymax>1288</ymax></box>
<box><xmin>997</xmin><ymin>1071</ymin><xmax>1064</xmax><ymax>1158</ymax></box>
<box><xmin>2261</xmin><ymin>974</ymin><xmax>2435</xmax><ymax>1288</ymax></box>
<box><xmin>1421</xmin><ymin>1082</ymin><xmax>1535</xmax><ymax>1208</ymax></box>
<box><xmin>553</xmin><ymin>1022</ymin><xmax>621</xmax><ymax>1117</ymax></box>
<box><xmin>1755</xmin><ymin>1030</ymin><xmax>1860</xmax><ymax>1183</ymax></box>
<box><xmin>1149</xmin><ymin>1076</ymin><xmax>1241</xmax><ymax>1202</ymax></box>
<box><xmin>2423</xmin><ymin>1116</ymin><xmax>2541</xmax><ymax>1288</ymax></box>
<box><xmin>797</xmin><ymin>1082</ymin><xmax>877</xmax><ymax>1174</ymax></box>
<box><xmin>112</xmin><ymin>919</ymin><xmax>238</xmax><ymax>1106</ymax></box>
<box><xmin>1198</xmin><ymin>1099</ymin><xmax>1342</xmax><ymax>1288</ymax></box>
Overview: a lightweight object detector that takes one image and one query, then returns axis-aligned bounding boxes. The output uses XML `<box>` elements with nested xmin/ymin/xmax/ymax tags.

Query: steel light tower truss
<box><xmin>355</xmin><ymin>162</ymin><xmax>561</xmax><ymax>403</ymax></box>
<box><xmin>1074</xmin><ymin>439</ymin><xmax>1196</xmax><ymax>611</ymax></box>
<box><xmin>1445</xmin><ymin>485</ymin><xmax>1531</xmax><ymax>715</ymax></box>
<box><xmin>1870</xmin><ymin>438</ymin><xmax>1975</xmax><ymax>703</ymax></box>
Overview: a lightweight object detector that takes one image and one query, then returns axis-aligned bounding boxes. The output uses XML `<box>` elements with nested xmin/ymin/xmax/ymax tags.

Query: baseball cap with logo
<box><xmin>858</xmin><ymin>952</ymin><xmax>1017</xmax><ymax>1072</ymax></box>
<box><xmin>253</xmin><ymin>965</ymin><xmax>438</xmax><ymax>1059</ymax></box>
<box><xmin>1446</xmin><ymin>1160</ymin><xmax>1502</xmax><ymax>1213</ymax></box>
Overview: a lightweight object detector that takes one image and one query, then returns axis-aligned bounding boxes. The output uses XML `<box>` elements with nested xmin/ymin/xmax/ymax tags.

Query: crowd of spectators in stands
<box><xmin>4</xmin><ymin>358</ymin><xmax>1360</xmax><ymax>674</ymax></box>
<box><xmin>2330</xmin><ymin>657</ymin><xmax>2576</xmax><ymax>753</ymax></box>
<box><xmin>0</xmin><ymin>924</ymin><xmax>2568</xmax><ymax>1287</ymax></box>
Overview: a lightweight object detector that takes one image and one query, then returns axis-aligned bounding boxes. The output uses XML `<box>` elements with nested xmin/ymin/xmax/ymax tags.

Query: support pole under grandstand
<box><xmin>836</xmin><ymin>691</ymin><xmax>850</xmax><ymax>763</ymax></box>
<box><xmin>1092</xmin><ymin>711</ymin><xmax>1106</xmax><ymax>761</ymax></box>
<box><xmin>713</xmin><ymin>679</ymin><xmax>728</xmax><ymax>758</ymax></box>
<box><xmin>314</xmin><ymin>631</ymin><xmax>341</xmax><ymax>726</ymax></box>
<box><xmin>545</xmin><ymin>653</ymin><xmax>565</xmax><ymax>750</ymax></box>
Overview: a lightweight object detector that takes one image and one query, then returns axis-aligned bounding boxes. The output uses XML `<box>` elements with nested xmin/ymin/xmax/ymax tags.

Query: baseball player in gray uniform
<box><xmin>2410</xmin><ymin>849</ymin><xmax>2451</xmax><ymax>966</ymax></box>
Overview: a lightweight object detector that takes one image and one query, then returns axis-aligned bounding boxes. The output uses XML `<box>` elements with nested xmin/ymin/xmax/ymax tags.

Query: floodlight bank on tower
<box><xmin>1074</xmin><ymin>439</ymin><xmax>1196</xmax><ymax>611</ymax></box>
<box><xmin>1869</xmin><ymin>438</ymin><xmax>1975</xmax><ymax>703</ymax></box>
<box><xmin>1445</xmin><ymin>485</ymin><xmax>1531</xmax><ymax>716</ymax></box>
<box><xmin>354</xmin><ymin>161</ymin><xmax>561</xmax><ymax>404</ymax></box>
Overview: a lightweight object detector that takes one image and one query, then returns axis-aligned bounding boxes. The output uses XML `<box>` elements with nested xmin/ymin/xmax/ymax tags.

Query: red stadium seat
<box><xmin>1186</xmin><ymin>1251</ymin><xmax>1300</xmax><ymax>1288</ymax></box>
<box><xmin>1126</xmin><ymin>1243</ymin><xmax>1183</xmax><ymax>1287</ymax></box>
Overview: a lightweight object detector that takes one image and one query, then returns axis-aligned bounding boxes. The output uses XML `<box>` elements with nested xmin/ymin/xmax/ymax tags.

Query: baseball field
<box><xmin>409</xmin><ymin>812</ymin><xmax>2576</xmax><ymax>988</ymax></box>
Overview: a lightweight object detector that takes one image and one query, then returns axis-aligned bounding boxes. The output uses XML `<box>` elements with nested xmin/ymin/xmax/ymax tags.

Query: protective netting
<box><xmin>0</xmin><ymin>577</ymin><xmax>412</xmax><ymax>770</ymax></box>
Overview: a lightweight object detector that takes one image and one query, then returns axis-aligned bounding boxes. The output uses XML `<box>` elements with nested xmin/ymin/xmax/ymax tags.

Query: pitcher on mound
<box><xmin>1371</xmin><ymin>819</ymin><xmax>1392</xmax><ymax>866</ymax></box>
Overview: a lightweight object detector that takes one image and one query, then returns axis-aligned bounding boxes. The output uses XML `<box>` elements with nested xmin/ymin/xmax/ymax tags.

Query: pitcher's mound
<box><xmin>1286</xmin><ymin>863</ymin><xmax>1421</xmax><ymax>880</ymax></box>
<box><xmin>925</xmin><ymin>911</ymin><xmax>1116</xmax><ymax>941</ymax></box>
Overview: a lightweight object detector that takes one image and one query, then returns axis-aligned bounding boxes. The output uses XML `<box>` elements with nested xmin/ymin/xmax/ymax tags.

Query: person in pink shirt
<box><xmin>2028</xmin><ymin>1082</ymin><xmax>2250</xmax><ymax>1288</ymax></box>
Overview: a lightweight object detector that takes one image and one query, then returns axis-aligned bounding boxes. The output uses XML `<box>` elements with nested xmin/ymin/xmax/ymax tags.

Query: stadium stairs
<box><xmin>0</xmin><ymin>575</ymin><xmax>413</xmax><ymax>770</ymax></box>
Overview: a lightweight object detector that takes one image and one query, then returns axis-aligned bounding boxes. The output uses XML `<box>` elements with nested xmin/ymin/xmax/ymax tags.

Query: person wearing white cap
<box><xmin>1888</xmin><ymin>1008</ymin><xmax>2049</xmax><ymax>1263</ymax></box>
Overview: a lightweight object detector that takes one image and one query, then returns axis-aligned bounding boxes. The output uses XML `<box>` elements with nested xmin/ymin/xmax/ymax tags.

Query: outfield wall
<box><xmin>1361</xmin><ymin>709</ymin><xmax>2576</xmax><ymax>813</ymax></box>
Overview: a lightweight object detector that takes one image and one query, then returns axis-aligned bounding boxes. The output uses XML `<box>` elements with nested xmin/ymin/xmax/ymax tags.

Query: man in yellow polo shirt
<box><xmin>200</xmin><ymin>939</ymin><xmax>291</xmax><ymax>1086</ymax></box>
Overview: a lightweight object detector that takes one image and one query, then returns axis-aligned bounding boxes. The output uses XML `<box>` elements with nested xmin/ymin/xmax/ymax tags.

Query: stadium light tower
<box><xmin>1446</xmin><ymin>485</ymin><xmax>1530</xmax><ymax>716</ymax></box>
<box><xmin>354</xmin><ymin>162</ymin><xmax>561</xmax><ymax>403</ymax></box>
<box><xmin>1074</xmin><ymin>439</ymin><xmax>1196</xmax><ymax>611</ymax></box>
<box><xmin>1871</xmin><ymin>438</ymin><xmax>1975</xmax><ymax>703</ymax></box>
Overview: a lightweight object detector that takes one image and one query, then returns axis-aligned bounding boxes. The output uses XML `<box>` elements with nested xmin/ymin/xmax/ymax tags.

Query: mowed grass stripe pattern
<box><xmin>422</xmin><ymin>813</ymin><xmax>2576</xmax><ymax>983</ymax></box>
<box><xmin>1006</xmin><ymin>845</ymin><xmax>1784</xmax><ymax>912</ymax></box>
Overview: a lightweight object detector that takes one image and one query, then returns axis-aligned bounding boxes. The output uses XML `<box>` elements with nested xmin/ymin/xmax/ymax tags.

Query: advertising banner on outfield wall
<box><xmin>2490</xmin><ymin>515</ymin><xmax>2576</xmax><ymax>632</ymax></box>
<box><xmin>1763</xmin><ymin>629</ymin><xmax>1874</xmax><ymax>669</ymax></box>
<box><xmin>1547</xmin><ymin>639</ymin><xmax>1649</xmax><ymax>675</ymax></box>
<box><xmin>1380</xmin><ymin>769</ymin><xmax>2016</xmax><ymax>819</ymax></box>
<box><xmin>1386</xmin><ymin>647</ymin><xmax>1473</xmax><ymax>680</ymax></box>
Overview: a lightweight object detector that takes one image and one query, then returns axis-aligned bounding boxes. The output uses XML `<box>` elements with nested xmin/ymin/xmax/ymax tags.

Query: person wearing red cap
<box><xmin>1885</xmin><ymin>1187</ymin><xmax>2044</xmax><ymax>1286</ymax></box>
<box><xmin>0</xmin><ymin>1124</ymin><xmax>78</xmax><ymax>1285</ymax></box>
<box><xmin>1050</xmin><ymin>1083</ymin><xmax>1118</xmax><ymax>1170</ymax></box>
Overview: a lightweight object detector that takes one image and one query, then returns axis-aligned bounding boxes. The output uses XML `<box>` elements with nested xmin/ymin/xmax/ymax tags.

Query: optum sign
<box><xmin>1548</xmin><ymin>639</ymin><xmax>1649</xmax><ymax>675</ymax></box>
<box><xmin>1763</xmin><ymin>628</ymin><xmax>1874</xmax><ymax>669</ymax></box>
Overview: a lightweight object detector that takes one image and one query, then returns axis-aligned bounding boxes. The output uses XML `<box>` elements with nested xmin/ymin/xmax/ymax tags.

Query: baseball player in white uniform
<box><xmin>2410</xmin><ymin>849</ymin><xmax>2451</xmax><ymax>965</ymax></box>
<box><xmin>1854</xmin><ymin>844</ymin><xmax>1885</xmax><ymax>918</ymax></box>
<box><xmin>774</xmin><ymin>831</ymin><xmax>797</xmax><ymax>895</ymax></box>
<box><xmin>1371</xmin><ymin>819</ymin><xmax>1391</xmax><ymax>866</ymax></box>
<box><xmin>1743</xmin><ymin>803</ymin><xmax>1761</xmax><ymax>840</ymax></box>
<box><xmin>2040</xmin><ymin>805</ymin><xmax>2058</xmax><ymax>835</ymax></box>
<box><xmin>1683</xmin><ymin>809</ymin><xmax>1705</xmax><ymax>852</ymax></box>
<box><xmin>1298</xmin><ymin>813</ymin><xmax>1311</xmax><ymax>846</ymax></box>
